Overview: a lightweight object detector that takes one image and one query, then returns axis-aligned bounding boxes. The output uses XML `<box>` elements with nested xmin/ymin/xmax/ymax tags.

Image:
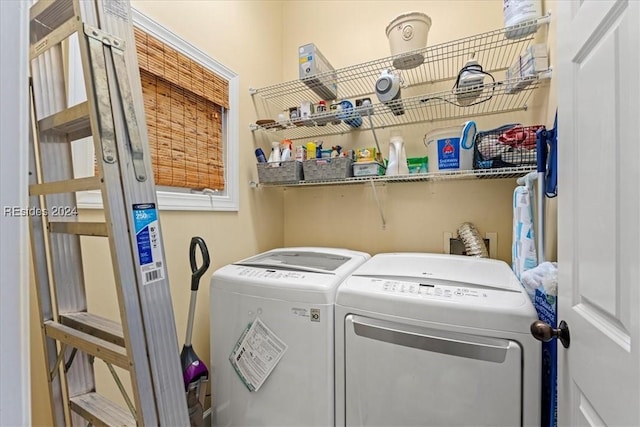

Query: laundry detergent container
<box><xmin>386</xmin><ymin>12</ymin><xmax>432</xmax><ymax>69</ymax></box>
<box><xmin>210</xmin><ymin>247</ymin><xmax>370</xmax><ymax>427</ymax></box>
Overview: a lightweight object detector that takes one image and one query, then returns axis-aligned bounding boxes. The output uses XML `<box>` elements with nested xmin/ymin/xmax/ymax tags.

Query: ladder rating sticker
<box><xmin>103</xmin><ymin>0</ymin><xmax>129</xmax><ymax>21</ymax></box>
<box><xmin>133</xmin><ymin>203</ymin><xmax>165</xmax><ymax>285</ymax></box>
<box><xmin>229</xmin><ymin>318</ymin><xmax>288</xmax><ymax>392</ymax></box>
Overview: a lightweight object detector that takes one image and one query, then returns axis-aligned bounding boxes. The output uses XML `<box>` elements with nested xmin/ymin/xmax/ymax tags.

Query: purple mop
<box><xmin>181</xmin><ymin>236</ymin><xmax>210</xmax><ymax>427</ymax></box>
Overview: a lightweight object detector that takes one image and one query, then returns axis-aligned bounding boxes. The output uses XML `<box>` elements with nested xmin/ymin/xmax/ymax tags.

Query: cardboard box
<box><xmin>299</xmin><ymin>43</ymin><xmax>338</xmax><ymax>100</ymax></box>
<box><xmin>355</xmin><ymin>147</ymin><xmax>378</xmax><ymax>163</ymax></box>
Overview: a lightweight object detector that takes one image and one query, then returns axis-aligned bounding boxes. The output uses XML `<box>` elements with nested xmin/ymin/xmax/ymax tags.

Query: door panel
<box><xmin>344</xmin><ymin>315</ymin><xmax>522</xmax><ymax>427</ymax></box>
<box><xmin>558</xmin><ymin>0</ymin><xmax>640</xmax><ymax>425</ymax></box>
<box><xmin>576</xmin><ymin>390</ymin><xmax>607</xmax><ymax>426</ymax></box>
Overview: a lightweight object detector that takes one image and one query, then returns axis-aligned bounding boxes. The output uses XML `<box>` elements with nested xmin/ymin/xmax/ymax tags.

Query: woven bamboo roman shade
<box><xmin>134</xmin><ymin>27</ymin><xmax>228</xmax><ymax>190</ymax></box>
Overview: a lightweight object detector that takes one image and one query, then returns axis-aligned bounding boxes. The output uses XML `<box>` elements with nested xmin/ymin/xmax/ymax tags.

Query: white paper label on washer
<box><xmin>229</xmin><ymin>317</ymin><xmax>288</xmax><ymax>392</ymax></box>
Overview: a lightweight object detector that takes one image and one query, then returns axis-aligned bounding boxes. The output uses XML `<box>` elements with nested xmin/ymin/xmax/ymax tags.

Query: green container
<box><xmin>407</xmin><ymin>156</ymin><xmax>428</xmax><ymax>174</ymax></box>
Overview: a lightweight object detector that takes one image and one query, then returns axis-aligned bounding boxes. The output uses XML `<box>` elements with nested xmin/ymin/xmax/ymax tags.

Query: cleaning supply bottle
<box><xmin>385</xmin><ymin>136</ymin><xmax>409</xmax><ymax>176</ymax></box>
<box><xmin>269</xmin><ymin>141</ymin><xmax>281</xmax><ymax>163</ymax></box>
<box><xmin>255</xmin><ymin>148</ymin><xmax>267</xmax><ymax>163</ymax></box>
<box><xmin>281</xmin><ymin>140</ymin><xmax>292</xmax><ymax>161</ymax></box>
<box><xmin>306</xmin><ymin>141</ymin><xmax>317</xmax><ymax>159</ymax></box>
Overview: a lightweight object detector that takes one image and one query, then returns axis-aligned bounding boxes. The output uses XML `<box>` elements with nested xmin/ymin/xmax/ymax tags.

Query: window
<box><xmin>74</xmin><ymin>8</ymin><xmax>239</xmax><ymax>211</ymax></box>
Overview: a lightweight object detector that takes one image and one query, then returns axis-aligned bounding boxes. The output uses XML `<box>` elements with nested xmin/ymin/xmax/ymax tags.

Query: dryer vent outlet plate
<box><xmin>450</xmin><ymin>238</ymin><xmax>490</xmax><ymax>256</ymax></box>
<box><xmin>443</xmin><ymin>231</ymin><xmax>497</xmax><ymax>259</ymax></box>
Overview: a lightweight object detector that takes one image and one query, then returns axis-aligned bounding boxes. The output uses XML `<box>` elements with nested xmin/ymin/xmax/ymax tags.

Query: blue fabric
<box><xmin>545</xmin><ymin>112</ymin><xmax>558</xmax><ymax>197</ymax></box>
<box><xmin>536</xmin><ymin>112</ymin><xmax>558</xmax><ymax>198</ymax></box>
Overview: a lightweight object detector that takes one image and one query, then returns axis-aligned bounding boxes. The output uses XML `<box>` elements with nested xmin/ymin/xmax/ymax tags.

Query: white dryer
<box><xmin>335</xmin><ymin>253</ymin><xmax>541</xmax><ymax>427</ymax></box>
<box><xmin>210</xmin><ymin>247</ymin><xmax>370</xmax><ymax>427</ymax></box>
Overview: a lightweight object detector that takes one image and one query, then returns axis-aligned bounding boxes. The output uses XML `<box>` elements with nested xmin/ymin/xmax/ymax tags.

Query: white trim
<box><xmin>74</xmin><ymin>8</ymin><xmax>239</xmax><ymax>211</ymax></box>
<box><xmin>0</xmin><ymin>1</ymin><xmax>31</xmax><ymax>425</ymax></box>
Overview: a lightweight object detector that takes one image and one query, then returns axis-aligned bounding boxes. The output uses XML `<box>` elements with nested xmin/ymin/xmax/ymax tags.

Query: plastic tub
<box><xmin>385</xmin><ymin>12</ymin><xmax>432</xmax><ymax>70</ymax></box>
<box><xmin>503</xmin><ymin>0</ymin><xmax>542</xmax><ymax>39</ymax></box>
<box><xmin>424</xmin><ymin>123</ymin><xmax>476</xmax><ymax>172</ymax></box>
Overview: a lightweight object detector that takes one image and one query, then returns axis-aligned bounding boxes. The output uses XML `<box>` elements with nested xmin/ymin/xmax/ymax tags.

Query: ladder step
<box><xmin>30</xmin><ymin>0</ymin><xmax>74</xmax><ymax>32</ymax></box>
<box><xmin>30</xmin><ymin>16</ymin><xmax>79</xmax><ymax>59</ymax></box>
<box><xmin>29</xmin><ymin>176</ymin><xmax>102</xmax><ymax>196</ymax></box>
<box><xmin>49</xmin><ymin>221</ymin><xmax>108</xmax><ymax>237</ymax></box>
<box><xmin>60</xmin><ymin>313</ymin><xmax>124</xmax><ymax>347</ymax></box>
<box><xmin>38</xmin><ymin>101</ymin><xmax>92</xmax><ymax>141</ymax></box>
<box><xmin>44</xmin><ymin>321</ymin><xmax>129</xmax><ymax>370</ymax></box>
<box><xmin>70</xmin><ymin>392</ymin><xmax>135</xmax><ymax>427</ymax></box>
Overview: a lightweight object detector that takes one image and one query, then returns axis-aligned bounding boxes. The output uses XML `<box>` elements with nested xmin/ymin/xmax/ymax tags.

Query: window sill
<box><xmin>77</xmin><ymin>189</ymin><xmax>238</xmax><ymax>212</ymax></box>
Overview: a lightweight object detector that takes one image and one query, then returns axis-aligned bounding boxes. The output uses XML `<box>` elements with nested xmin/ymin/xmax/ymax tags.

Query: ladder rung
<box><xmin>49</xmin><ymin>221</ymin><xmax>108</xmax><ymax>237</ymax></box>
<box><xmin>70</xmin><ymin>392</ymin><xmax>135</xmax><ymax>427</ymax></box>
<box><xmin>30</xmin><ymin>16</ymin><xmax>79</xmax><ymax>59</ymax></box>
<box><xmin>44</xmin><ymin>321</ymin><xmax>129</xmax><ymax>370</ymax></box>
<box><xmin>60</xmin><ymin>313</ymin><xmax>124</xmax><ymax>347</ymax></box>
<box><xmin>30</xmin><ymin>0</ymin><xmax>74</xmax><ymax>30</ymax></box>
<box><xmin>38</xmin><ymin>101</ymin><xmax>91</xmax><ymax>141</ymax></box>
<box><xmin>30</xmin><ymin>176</ymin><xmax>102</xmax><ymax>196</ymax></box>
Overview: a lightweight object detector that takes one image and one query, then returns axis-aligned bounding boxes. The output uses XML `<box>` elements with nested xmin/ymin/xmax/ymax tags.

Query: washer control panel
<box><xmin>235</xmin><ymin>266</ymin><xmax>308</xmax><ymax>280</ymax></box>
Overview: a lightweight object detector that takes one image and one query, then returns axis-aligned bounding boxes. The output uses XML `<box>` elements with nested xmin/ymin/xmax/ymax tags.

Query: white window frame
<box><xmin>73</xmin><ymin>8</ymin><xmax>239</xmax><ymax>211</ymax></box>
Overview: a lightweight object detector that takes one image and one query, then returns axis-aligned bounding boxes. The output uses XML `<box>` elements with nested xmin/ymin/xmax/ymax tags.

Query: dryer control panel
<box><xmin>373</xmin><ymin>278</ymin><xmax>526</xmax><ymax>307</ymax></box>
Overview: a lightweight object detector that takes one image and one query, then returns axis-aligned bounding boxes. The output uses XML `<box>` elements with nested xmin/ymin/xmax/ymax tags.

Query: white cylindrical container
<box><xmin>503</xmin><ymin>0</ymin><xmax>543</xmax><ymax>39</ymax></box>
<box><xmin>424</xmin><ymin>123</ymin><xmax>476</xmax><ymax>172</ymax></box>
<box><xmin>385</xmin><ymin>12</ymin><xmax>432</xmax><ymax>70</ymax></box>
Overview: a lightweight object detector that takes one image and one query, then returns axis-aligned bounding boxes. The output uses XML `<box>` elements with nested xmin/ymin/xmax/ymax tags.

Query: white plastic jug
<box><xmin>386</xmin><ymin>136</ymin><xmax>409</xmax><ymax>176</ymax></box>
<box><xmin>424</xmin><ymin>122</ymin><xmax>477</xmax><ymax>172</ymax></box>
<box><xmin>503</xmin><ymin>0</ymin><xmax>542</xmax><ymax>39</ymax></box>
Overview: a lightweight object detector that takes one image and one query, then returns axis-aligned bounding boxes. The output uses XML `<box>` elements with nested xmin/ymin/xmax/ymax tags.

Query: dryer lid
<box><xmin>350</xmin><ymin>253</ymin><xmax>521</xmax><ymax>292</ymax></box>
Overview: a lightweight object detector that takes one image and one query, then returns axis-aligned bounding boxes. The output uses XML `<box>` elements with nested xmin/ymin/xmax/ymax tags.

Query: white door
<box><xmin>557</xmin><ymin>0</ymin><xmax>640</xmax><ymax>426</ymax></box>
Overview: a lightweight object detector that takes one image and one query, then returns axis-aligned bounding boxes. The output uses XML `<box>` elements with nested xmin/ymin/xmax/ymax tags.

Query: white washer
<box><xmin>210</xmin><ymin>247</ymin><xmax>370</xmax><ymax>427</ymax></box>
<box><xmin>335</xmin><ymin>253</ymin><xmax>541</xmax><ymax>427</ymax></box>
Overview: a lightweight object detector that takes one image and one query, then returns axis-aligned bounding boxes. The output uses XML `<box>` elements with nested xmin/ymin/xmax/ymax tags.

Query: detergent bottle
<box><xmin>385</xmin><ymin>136</ymin><xmax>409</xmax><ymax>176</ymax></box>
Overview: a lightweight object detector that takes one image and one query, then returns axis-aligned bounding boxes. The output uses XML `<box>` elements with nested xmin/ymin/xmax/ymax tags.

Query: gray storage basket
<box><xmin>303</xmin><ymin>158</ymin><xmax>353</xmax><ymax>181</ymax></box>
<box><xmin>257</xmin><ymin>161</ymin><xmax>303</xmax><ymax>184</ymax></box>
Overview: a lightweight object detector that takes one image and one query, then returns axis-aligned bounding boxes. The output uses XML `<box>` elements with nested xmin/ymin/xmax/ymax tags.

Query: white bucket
<box><xmin>424</xmin><ymin>122</ymin><xmax>477</xmax><ymax>172</ymax></box>
<box><xmin>503</xmin><ymin>0</ymin><xmax>542</xmax><ymax>39</ymax></box>
<box><xmin>385</xmin><ymin>12</ymin><xmax>432</xmax><ymax>70</ymax></box>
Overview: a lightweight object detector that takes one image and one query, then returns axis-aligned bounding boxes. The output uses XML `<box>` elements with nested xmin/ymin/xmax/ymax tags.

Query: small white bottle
<box><xmin>281</xmin><ymin>141</ymin><xmax>292</xmax><ymax>161</ymax></box>
<box><xmin>269</xmin><ymin>141</ymin><xmax>281</xmax><ymax>163</ymax></box>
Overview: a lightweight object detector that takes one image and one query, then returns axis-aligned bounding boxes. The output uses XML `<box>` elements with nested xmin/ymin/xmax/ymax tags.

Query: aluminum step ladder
<box><xmin>27</xmin><ymin>0</ymin><xmax>189</xmax><ymax>425</ymax></box>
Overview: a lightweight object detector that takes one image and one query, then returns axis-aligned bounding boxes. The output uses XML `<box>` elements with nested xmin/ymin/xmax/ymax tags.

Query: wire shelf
<box><xmin>251</xmin><ymin>14</ymin><xmax>550</xmax><ymax>112</ymax></box>
<box><xmin>250</xmin><ymin>76</ymin><xmax>547</xmax><ymax>140</ymax></box>
<box><xmin>258</xmin><ymin>165</ymin><xmax>536</xmax><ymax>187</ymax></box>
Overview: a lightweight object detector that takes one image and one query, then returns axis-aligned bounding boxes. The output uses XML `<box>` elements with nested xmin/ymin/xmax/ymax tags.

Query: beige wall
<box><xmin>280</xmin><ymin>0</ymin><xmax>555</xmax><ymax>261</ymax></box>
<box><xmin>30</xmin><ymin>1</ymin><xmax>558</xmax><ymax>424</ymax></box>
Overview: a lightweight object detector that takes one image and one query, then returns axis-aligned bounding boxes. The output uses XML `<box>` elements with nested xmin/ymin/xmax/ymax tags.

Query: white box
<box><xmin>353</xmin><ymin>161</ymin><xmax>385</xmax><ymax>177</ymax></box>
<box><xmin>505</xmin><ymin>49</ymin><xmax>548</xmax><ymax>93</ymax></box>
<box><xmin>520</xmin><ymin>56</ymin><xmax>548</xmax><ymax>76</ymax></box>
<box><xmin>300</xmin><ymin>100</ymin><xmax>314</xmax><ymax>118</ymax></box>
<box><xmin>299</xmin><ymin>43</ymin><xmax>338</xmax><ymax>100</ymax></box>
<box><xmin>522</xmin><ymin>43</ymin><xmax>547</xmax><ymax>60</ymax></box>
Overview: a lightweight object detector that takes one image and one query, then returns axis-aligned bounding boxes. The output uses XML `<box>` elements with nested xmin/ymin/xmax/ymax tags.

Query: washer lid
<box><xmin>236</xmin><ymin>249</ymin><xmax>353</xmax><ymax>274</ymax></box>
<box><xmin>351</xmin><ymin>253</ymin><xmax>522</xmax><ymax>292</ymax></box>
<box><xmin>212</xmin><ymin>247</ymin><xmax>371</xmax><ymax>304</ymax></box>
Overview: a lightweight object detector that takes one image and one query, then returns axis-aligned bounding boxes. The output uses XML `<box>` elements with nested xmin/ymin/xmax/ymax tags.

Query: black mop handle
<box><xmin>190</xmin><ymin>236</ymin><xmax>210</xmax><ymax>291</ymax></box>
